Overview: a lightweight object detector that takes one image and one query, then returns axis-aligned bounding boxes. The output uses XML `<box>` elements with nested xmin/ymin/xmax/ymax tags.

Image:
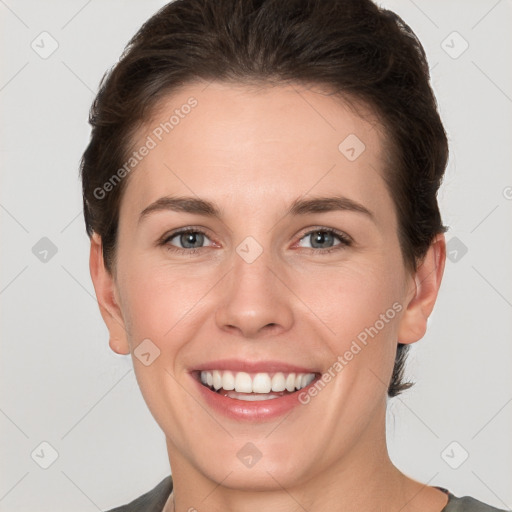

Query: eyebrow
<box><xmin>138</xmin><ymin>194</ymin><xmax>374</xmax><ymax>224</ymax></box>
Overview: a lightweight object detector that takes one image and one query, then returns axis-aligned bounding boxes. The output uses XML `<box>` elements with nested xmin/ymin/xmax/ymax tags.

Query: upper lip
<box><xmin>191</xmin><ymin>359</ymin><xmax>319</xmax><ymax>374</ymax></box>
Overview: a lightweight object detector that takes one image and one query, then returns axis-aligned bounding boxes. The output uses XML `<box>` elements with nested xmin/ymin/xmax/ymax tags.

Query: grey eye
<box><xmin>176</xmin><ymin>231</ymin><xmax>206</xmax><ymax>249</ymax></box>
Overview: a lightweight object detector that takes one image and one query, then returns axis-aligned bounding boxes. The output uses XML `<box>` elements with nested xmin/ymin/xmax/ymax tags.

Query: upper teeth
<box><xmin>200</xmin><ymin>370</ymin><xmax>315</xmax><ymax>393</ymax></box>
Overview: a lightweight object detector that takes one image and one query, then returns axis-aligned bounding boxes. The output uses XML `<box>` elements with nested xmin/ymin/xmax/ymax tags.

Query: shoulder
<box><xmin>104</xmin><ymin>475</ymin><xmax>173</xmax><ymax>512</ymax></box>
<box><xmin>444</xmin><ymin>493</ymin><xmax>509</xmax><ymax>512</ymax></box>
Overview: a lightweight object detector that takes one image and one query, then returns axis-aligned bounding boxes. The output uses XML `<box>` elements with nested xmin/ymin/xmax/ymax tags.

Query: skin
<box><xmin>90</xmin><ymin>81</ymin><xmax>447</xmax><ymax>512</ymax></box>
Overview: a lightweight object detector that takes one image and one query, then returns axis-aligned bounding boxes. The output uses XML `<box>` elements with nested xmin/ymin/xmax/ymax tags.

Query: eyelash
<box><xmin>159</xmin><ymin>226</ymin><xmax>353</xmax><ymax>256</ymax></box>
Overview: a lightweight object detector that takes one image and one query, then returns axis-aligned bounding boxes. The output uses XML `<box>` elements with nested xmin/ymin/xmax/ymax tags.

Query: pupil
<box><xmin>182</xmin><ymin>232</ymin><xmax>203</xmax><ymax>248</ymax></box>
<box><xmin>312</xmin><ymin>231</ymin><xmax>332</xmax><ymax>248</ymax></box>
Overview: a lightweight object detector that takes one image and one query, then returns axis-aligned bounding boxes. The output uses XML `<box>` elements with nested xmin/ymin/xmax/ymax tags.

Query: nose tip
<box><xmin>214</xmin><ymin>256</ymin><xmax>294</xmax><ymax>339</ymax></box>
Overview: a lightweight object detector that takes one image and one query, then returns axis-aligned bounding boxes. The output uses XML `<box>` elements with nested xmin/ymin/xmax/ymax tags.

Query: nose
<box><xmin>215</xmin><ymin>245</ymin><xmax>294</xmax><ymax>339</ymax></box>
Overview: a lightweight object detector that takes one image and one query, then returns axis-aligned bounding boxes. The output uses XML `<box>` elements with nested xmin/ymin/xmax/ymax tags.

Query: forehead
<box><xmin>121</xmin><ymin>81</ymin><xmax>391</xmax><ymax>222</ymax></box>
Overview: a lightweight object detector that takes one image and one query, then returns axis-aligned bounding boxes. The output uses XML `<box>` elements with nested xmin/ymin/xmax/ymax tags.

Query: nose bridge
<box><xmin>214</xmin><ymin>236</ymin><xmax>293</xmax><ymax>337</ymax></box>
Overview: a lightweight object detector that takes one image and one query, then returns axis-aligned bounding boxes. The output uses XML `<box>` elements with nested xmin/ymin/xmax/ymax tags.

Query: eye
<box><xmin>297</xmin><ymin>228</ymin><xmax>352</xmax><ymax>252</ymax></box>
<box><xmin>159</xmin><ymin>226</ymin><xmax>352</xmax><ymax>256</ymax></box>
<box><xmin>160</xmin><ymin>228</ymin><xmax>214</xmax><ymax>254</ymax></box>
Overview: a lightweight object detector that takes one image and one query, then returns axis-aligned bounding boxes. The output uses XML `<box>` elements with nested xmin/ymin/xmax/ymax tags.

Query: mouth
<box><xmin>194</xmin><ymin>369</ymin><xmax>319</xmax><ymax>401</ymax></box>
<box><xmin>189</xmin><ymin>359</ymin><xmax>322</xmax><ymax>420</ymax></box>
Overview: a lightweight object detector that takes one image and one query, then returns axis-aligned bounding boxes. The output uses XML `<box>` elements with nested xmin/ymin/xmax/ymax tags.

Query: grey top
<box><xmin>104</xmin><ymin>476</ymin><xmax>509</xmax><ymax>512</ymax></box>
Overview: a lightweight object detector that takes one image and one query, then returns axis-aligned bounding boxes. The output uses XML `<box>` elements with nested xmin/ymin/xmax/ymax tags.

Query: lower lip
<box><xmin>192</xmin><ymin>373</ymin><xmax>318</xmax><ymax>421</ymax></box>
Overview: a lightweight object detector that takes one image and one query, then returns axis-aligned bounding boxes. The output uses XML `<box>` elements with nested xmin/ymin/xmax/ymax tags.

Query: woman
<box><xmin>81</xmin><ymin>0</ymin><xmax>507</xmax><ymax>511</ymax></box>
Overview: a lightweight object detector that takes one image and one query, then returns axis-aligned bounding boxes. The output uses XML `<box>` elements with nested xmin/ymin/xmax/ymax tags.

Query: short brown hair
<box><xmin>80</xmin><ymin>0</ymin><xmax>448</xmax><ymax>397</ymax></box>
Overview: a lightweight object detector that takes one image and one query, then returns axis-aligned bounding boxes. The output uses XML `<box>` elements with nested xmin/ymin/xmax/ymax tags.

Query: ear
<box><xmin>398</xmin><ymin>233</ymin><xmax>446</xmax><ymax>344</ymax></box>
<box><xmin>89</xmin><ymin>232</ymin><xmax>131</xmax><ymax>355</ymax></box>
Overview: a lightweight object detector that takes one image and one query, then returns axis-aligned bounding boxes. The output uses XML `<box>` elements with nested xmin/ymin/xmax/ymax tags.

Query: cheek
<box><xmin>291</xmin><ymin>258</ymin><xmax>405</xmax><ymax>378</ymax></box>
<box><xmin>114</xmin><ymin>266</ymin><xmax>211</xmax><ymax>436</ymax></box>
<box><xmin>300</xmin><ymin>261</ymin><xmax>403</xmax><ymax>333</ymax></box>
<box><xmin>117</xmin><ymin>260</ymin><xmax>212</xmax><ymax>343</ymax></box>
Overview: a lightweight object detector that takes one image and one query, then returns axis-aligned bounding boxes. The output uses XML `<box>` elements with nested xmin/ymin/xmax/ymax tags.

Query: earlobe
<box><xmin>109</xmin><ymin>335</ymin><xmax>130</xmax><ymax>355</ymax></box>
<box><xmin>89</xmin><ymin>233</ymin><xmax>131</xmax><ymax>355</ymax></box>
<box><xmin>397</xmin><ymin>234</ymin><xmax>446</xmax><ymax>345</ymax></box>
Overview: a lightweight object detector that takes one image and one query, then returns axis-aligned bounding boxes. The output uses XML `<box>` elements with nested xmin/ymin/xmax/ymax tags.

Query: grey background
<box><xmin>1</xmin><ymin>0</ymin><xmax>511</xmax><ymax>510</ymax></box>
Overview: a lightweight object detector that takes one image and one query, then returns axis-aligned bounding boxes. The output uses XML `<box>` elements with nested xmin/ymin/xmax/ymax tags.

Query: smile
<box><xmin>199</xmin><ymin>370</ymin><xmax>316</xmax><ymax>401</ymax></box>
<box><xmin>190</xmin><ymin>359</ymin><xmax>321</xmax><ymax>420</ymax></box>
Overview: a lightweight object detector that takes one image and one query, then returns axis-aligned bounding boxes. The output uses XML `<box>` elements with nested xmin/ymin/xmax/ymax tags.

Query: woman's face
<box><xmin>94</xmin><ymin>81</ymin><xmax>432</xmax><ymax>489</ymax></box>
